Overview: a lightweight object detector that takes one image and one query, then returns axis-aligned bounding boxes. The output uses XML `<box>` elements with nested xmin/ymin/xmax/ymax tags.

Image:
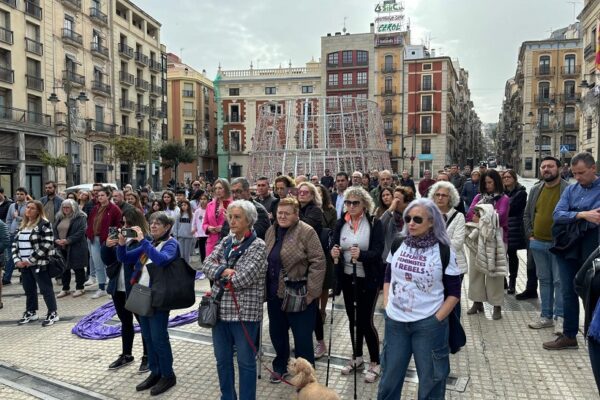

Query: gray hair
<box><xmin>227</xmin><ymin>200</ymin><xmax>258</xmax><ymax>228</ymax></box>
<box><xmin>148</xmin><ymin>211</ymin><xmax>175</xmax><ymax>231</ymax></box>
<box><xmin>298</xmin><ymin>182</ymin><xmax>322</xmax><ymax>208</ymax></box>
<box><xmin>343</xmin><ymin>186</ymin><xmax>375</xmax><ymax>214</ymax></box>
<box><xmin>231</xmin><ymin>177</ymin><xmax>250</xmax><ymax>191</ymax></box>
<box><xmin>401</xmin><ymin>198</ymin><xmax>451</xmax><ymax>246</ymax></box>
<box><xmin>428</xmin><ymin>181</ymin><xmax>461</xmax><ymax>208</ymax></box>
<box><xmin>58</xmin><ymin>198</ymin><xmax>85</xmax><ymax>219</ymax></box>
<box><xmin>571</xmin><ymin>152</ymin><xmax>596</xmax><ymax>168</ymax></box>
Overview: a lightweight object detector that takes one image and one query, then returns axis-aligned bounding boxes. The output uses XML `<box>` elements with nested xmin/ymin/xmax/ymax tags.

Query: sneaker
<box><xmin>18</xmin><ymin>311</ymin><xmax>38</xmax><ymax>325</ymax></box>
<box><xmin>528</xmin><ymin>317</ymin><xmax>554</xmax><ymax>329</ymax></box>
<box><xmin>269</xmin><ymin>372</ymin><xmax>289</xmax><ymax>384</ymax></box>
<box><xmin>72</xmin><ymin>289</ymin><xmax>85</xmax><ymax>297</ymax></box>
<box><xmin>91</xmin><ymin>289</ymin><xmax>107</xmax><ymax>299</ymax></box>
<box><xmin>56</xmin><ymin>290</ymin><xmax>71</xmax><ymax>299</ymax></box>
<box><xmin>554</xmin><ymin>317</ymin><xmax>564</xmax><ymax>335</ymax></box>
<box><xmin>108</xmin><ymin>354</ymin><xmax>134</xmax><ymax>370</ymax></box>
<box><xmin>515</xmin><ymin>289</ymin><xmax>538</xmax><ymax>300</ymax></box>
<box><xmin>42</xmin><ymin>311</ymin><xmax>59</xmax><ymax>327</ymax></box>
<box><xmin>138</xmin><ymin>356</ymin><xmax>149</xmax><ymax>374</ymax></box>
<box><xmin>84</xmin><ymin>277</ymin><xmax>97</xmax><ymax>287</ymax></box>
<box><xmin>364</xmin><ymin>364</ymin><xmax>381</xmax><ymax>383</ymax></box>
<box><xmin>543</xmin><ymin>334</ymin><xmax>579</xmax><ymax>350</ymax></box>
<box><xmin>341</xmin><ymin>357</ymin><xmax>364</xmax><ymax>375</ymax></box>
<box><xmin>315</xmin><ymin>341</ymin><xmax>327</xmax><ymax>359</ymax></box>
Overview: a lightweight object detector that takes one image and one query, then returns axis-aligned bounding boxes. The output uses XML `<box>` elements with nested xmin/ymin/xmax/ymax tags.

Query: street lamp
<box><xmin>528</xmin><ymin>110</ymin><xmax>543</xmax><ymax>178</ymax></box>
<box><xmin>48</xmin><ymin>79</ymin><xmax>88</xmax><ymax>187</ymax></box>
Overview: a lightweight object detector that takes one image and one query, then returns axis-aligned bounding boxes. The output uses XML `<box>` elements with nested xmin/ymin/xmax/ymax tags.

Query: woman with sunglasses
<box><xmin>202</xmin><ymin>178</ymin><xmax>232</xmax><ymax>257</ymax></box>
<box><xmin>296</xmin><ymin>182</ymin><xmax>323</xmax><ymax>235</ymax></box>
<box><xmin>465</xmin><ymin>169</ymin><xmax>509</xmax><ymax>320</ymax></box>
<box><xmin>502</xmin><ymin>170</ymin><xmax>527</xmax><ymax>294</ymax></box>
<box><xmin>330</xmin><ymin>186</ymin><xmax>384</xmax><ymax>383</ymax></box>
<box><xmin>378</xmin><ymin>198</ymin><xmax>461</xmax><ymax>400</ymax></box>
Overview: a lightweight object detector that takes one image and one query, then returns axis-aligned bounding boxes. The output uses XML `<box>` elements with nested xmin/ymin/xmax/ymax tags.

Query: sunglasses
<box><xmin>344</xmin><ymin>200</ymin><xmax>361</xmax><ymax>207</ymax></box>
<box><xmin>404</xmin><ymin>215</ymin><xmax>425</xmax><ymax>224</ymax></box>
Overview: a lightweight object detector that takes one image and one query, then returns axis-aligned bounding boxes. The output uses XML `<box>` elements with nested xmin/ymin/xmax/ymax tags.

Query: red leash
<box><xmin>225</xmin><ymin>281</ymin><xmax>295</xmax><ymax>387</ymax></box>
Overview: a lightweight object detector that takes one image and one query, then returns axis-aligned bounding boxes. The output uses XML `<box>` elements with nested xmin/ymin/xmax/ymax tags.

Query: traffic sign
<box><xmin>560</xmin><ymin>145</ymin><xmax>569</xmax><ymax>154</ymax></box>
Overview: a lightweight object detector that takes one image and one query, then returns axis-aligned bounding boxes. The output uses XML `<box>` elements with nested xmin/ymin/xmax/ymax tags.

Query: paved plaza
<box><xmin>0</xmin><ymin>252</ymin><xmax>597</xmax><ymax>400</ymax></box>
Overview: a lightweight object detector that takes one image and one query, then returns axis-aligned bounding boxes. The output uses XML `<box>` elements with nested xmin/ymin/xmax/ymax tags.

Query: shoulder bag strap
<box><xmin>446</xmin><ymin>211</ymin><xmax>459</xmax><ymax>228</ymax></box>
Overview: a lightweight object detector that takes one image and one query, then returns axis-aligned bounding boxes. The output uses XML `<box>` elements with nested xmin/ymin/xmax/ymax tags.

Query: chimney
<box><xmin>335</xmin><ymin>32</ymin><xmax>341</xmax><ymax>36</ymax></box>
<box><xmin>370</xmin><ymin>23</ymin><xmax>375</xmax><ymax>33</ymax></box>
<box><xmin>327</xmin><ymin>33</ymin><xmax>331</xmax><ymax>37</ymax></box>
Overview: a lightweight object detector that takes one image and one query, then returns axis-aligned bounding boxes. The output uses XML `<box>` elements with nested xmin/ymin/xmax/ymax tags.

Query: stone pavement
<box><xmin>0</xmin><ymin>251</ymin><xmax>597</xmax><ymax>400</ymax></box>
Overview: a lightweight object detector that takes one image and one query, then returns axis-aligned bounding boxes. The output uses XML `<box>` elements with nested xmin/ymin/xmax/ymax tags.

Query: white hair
<box><xmin>428</xmin><ymin>181</ymin><xmax>461</xmax><ymax>208</ymax></box>
<box><xmin>227</xmin><ymin>200</ymin><xmax>258</xmax><ymax>228</ymax></box>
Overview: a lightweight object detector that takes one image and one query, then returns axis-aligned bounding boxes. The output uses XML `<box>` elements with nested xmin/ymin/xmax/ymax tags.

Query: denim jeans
<box><xmin>2</xmin><ymin>234</ymin><xmax>15</xmax><ymax>282</ymax></box>
<box><xmin>212</xmin><ymin>320</ymin><xmax>259</xmax><ymax>400</ymax></box>
<box><xmin>530</xmin><ymin>239</ymin><xmax>563</xmax><ymax>319</ymax></box>
<box><xmin>21</xmin><ymin>266</ymin><xmax>57</xmax><ymax>314</ymax></box>
<box><xmin>267</xmin><ymin>297</ymin><xmax>316</xmax><ymax>375</ymax></box>
<box><xmin>138</xmin><ymin>310</ymin><xmax>173</xmax><ymax>378</ymax></box>
<box><xmin>378</xmin><ymin>314</ymin><xmax>449</xmax><ymax>400</ymax></box>
<box><xmin>589</xmin><ymin>337</ymin><xmax>600</xmax><ymax>394</ymax></box>
<box><xmin>556</xmin><ymin>254</ymin><xmax>584</xmax><ymax>338</ymax></box>
<box><xmin>89</xmin><ymin>237</ymin><xmax>106</xmax><ymax>287</ymax></box>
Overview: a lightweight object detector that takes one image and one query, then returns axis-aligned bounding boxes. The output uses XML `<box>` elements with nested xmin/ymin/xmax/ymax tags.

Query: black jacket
<box><xmin>300</xmin><ymin>201</ymin><xmax>323</xmax><ymax>235</ymax></box>
<box><xmin>332</xmin><ymin>212</ymin><xmax>384</xmax><ymax>291</ymax></box>
<box><xmin>52</xmin><ymin>213</ymin><xmax>89</xmax><ymax>270</ymax></box>
<box><xmin>575</xmin><ymin>247</ymin><xmax>600</xmax><ymax>336</ymax></box>
<box><xmin>505</xmin><ymin>184</ymin><xmax>527</xmax><ymax>251</ymax></box>
<box><xmin>0</xmin><ymin>199</ymin><xmax>12</xmax><ymax>222</ymax></box>
<box><xmin>220</xmin><ymin>199</ymin><xmax>270</xmax><ymax>240</ymax></box>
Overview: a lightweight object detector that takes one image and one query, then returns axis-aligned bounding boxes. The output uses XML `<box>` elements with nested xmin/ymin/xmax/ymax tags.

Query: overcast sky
<box><xmin>142</xmin><ymin>0</ymin><xmax>579</xmax><ymax>123</ymax></box>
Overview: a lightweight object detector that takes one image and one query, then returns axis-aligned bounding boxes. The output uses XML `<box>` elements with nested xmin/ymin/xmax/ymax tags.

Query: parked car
<box><xmin>65</xmin><ymin>183</ymin><xmax>119</xmax><ymax>194</ymax></box>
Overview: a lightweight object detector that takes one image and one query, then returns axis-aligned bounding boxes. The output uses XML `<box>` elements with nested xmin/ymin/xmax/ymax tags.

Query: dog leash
<box><xmin>225</xmin><ymin>281</ymin><xmax>295</xmax><ymax>387</ymax></box>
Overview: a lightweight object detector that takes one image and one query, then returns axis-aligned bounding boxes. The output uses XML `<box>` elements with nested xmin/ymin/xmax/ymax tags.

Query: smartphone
<box><xmin>121</xmin><ymin>228</ymin><xmax>137</xmax><ymax>238</ymax></box>
<box><xmin>108</xmin><ymin>226</ymin><xmax>119</xmax><ymax>239</ymax></box>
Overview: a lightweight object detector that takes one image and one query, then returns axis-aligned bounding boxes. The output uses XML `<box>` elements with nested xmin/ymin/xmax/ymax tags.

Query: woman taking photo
<box><xmin>103</xmin><ymin>208</ymin><xmax>149</xmax><ymax>373</ymax></box>
<box><xmin>116</xmin><ymin>212</ymin><xmax>179</xmax><ymax>396</ymax></box>
<box><xmin>330</xmin><ymin>186</ymin><xmax>383</xmax><ymax>383</ymax></box>
<box><xmin>374</xmin><ymin>187</ymin><xmax>394</xmax><ymax>219</ymax></box>
<box><xmin>202</xmin><ymin>200</ymin><xmax>268</xmax><ymax>400</ymax></box>
<box><xmin>265</xmin><ymin>197</ymin><xmax>325</xmax><ymax>382</ymax></box>
<box><xmin>54</xmin><ymin>199</ymin><xmax>88</xmax><ymax>298</ymax></box>
<box><xmin>297</xmin><ymin>182</ymin><xmax>323</xmax><ymax>235</ymax></box>
<box><xmin>466</xmin><ymin>169</ymin><xmax>509</xmax><ymax>320</ymax></box>
<box><xmin>12</xmin><ymin>201</ymin><xmax>59</xmax><ymax>326</ymax></box>
<box><xmin>502</xmin><ymin>169</ymin><xmax>527</xmax><ymax>294</ymax></box>
<box><xmin>378</xmin><ymin>198</ymin><xmax>461</xmax><ymax>400</ymax></box>
<box><xmin>202</xmin><ymin>178</ymin><xmax>232</xmax><ymax>257</ymax></box>
<box><xmin>380</xmin><ymin>187</ymin><xmax>413</xmax><ymax>263</ymax></box>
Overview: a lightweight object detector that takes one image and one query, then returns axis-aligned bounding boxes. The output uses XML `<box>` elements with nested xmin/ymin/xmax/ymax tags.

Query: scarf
<box><xmin>479</xmin><ymin>193</ymin><xmax>502</xmax><ymax>205</ymax></box>
<box><xmin>404</xmin><ymin>230</ymin><xmax>437</xmax><ymax>249</ymax></box>
<box><xmin>223</xmin><ymin>230</ymin><xmax>257</xmax><ymax>268</ymax></box>
<box><xmin>344</xmin><ymin>212</ymin><xmax>364</xmax><ymax>234</ymax></box>
<box><xmin>130</xmin><ymin>231</ymin><xmax>172</xmax><ymax>285</ymax></box>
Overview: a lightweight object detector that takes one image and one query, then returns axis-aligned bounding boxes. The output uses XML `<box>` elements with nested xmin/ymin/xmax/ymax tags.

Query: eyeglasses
<box><xmin>404</xmin><ymin>215</ymin><xmax>425</xmax><ymax>224</ymax></box>
<box><xmin>434</xmin><ymin>193</ymin><xmax>449</xmax><ymax>198</ymax></box>
<box><xmin>231</xmin><ymin>189</ymin><xmax>244</xmax><ymax>195</ymax></box>
<box><xmin>344</xmin><ymin>200</ymin><xmax>361</xmax><ymax>207</ymax></box>
<box><xmin>297</xmin><ymin>190</ymin><xmax>310</xmax><ymax>195</ymax></box>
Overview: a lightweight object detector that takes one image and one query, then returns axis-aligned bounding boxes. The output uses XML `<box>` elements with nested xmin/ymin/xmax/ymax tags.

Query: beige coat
<box><xmin>464</xmin><ymin>204</ymin><xmax>508</xmax><ymax>277</ymax></box>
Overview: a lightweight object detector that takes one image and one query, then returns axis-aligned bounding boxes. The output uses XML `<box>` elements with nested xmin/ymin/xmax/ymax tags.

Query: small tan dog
<box><xmin>287</xmin><ymin>357</ymin><xmax>340</xmax><ymax>400</ymax></box>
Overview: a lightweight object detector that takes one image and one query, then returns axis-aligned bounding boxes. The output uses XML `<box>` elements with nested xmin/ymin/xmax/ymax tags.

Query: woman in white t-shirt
<box><xmin>378</xmin><ymin>198</ymin><xmax>461</xmax><ymax>400</ymax></box>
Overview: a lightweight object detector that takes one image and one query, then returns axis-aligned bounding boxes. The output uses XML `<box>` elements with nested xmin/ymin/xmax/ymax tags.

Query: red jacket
<box><xmin>85</xmin><ymin>202</ymin><xmax>122</xmax><ymax>244</ymax></box>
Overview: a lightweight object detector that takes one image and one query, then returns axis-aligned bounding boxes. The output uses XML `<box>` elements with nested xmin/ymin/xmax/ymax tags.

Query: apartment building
<box><xmin>165</xmin><ymin>53</ymin><xmax>217</xmax><ymax>186</ymax></box>
<box><xmin>214</xmin><ymin>61</ymin><xmax>322</xmax><ymax>178</ymax></box>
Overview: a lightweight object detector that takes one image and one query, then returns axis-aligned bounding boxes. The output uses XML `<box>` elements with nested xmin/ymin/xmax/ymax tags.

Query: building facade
<box><xmin>165</xmin><ymin>53</ymin><xmax>217</xmax><ymax>186</ymax></box>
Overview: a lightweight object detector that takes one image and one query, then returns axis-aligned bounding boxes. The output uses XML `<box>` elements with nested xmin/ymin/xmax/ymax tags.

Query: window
<box><xmin>539</xmin><ymin>56</ymin><xmax>551</xmax><ymax>74</ymax></box>
<box><xmin>357</xmin><ymin>72</ymin><xmax>367</xmax><ymax>85</ymax></box>
<box><xmin>63</xmin><ymin>15</ymin><xmax>74</xmax><ymax>32</ymax></box>
<box><xmin>327</xmin><ymin>52</ymin><xmax>338</xmax><ymax>66</ymax></box>
<box><xmin>384</xmin><ymin>120</ymin><xmax>393</xmax><ymax>132</ymax></box>
<box><xmin>564</xmin><ymin>80</ymin><xmax>576</xmax><ymax>100</ymax></box>
<box><xmin>525</xmin><ymin>157</ymin><xmax>533</xmax><ymax>170</ymax></box>
<box><xmin>564</xmin><ymin>54</ymin><xmax>576</xmax><ymax>74</ymax></box>
<box><xmin>588</xmin><ymin>117</ymin><xmax>593</xmax><ymax>140</ymax></box>
<box><xmin>421</xmin><ymin>138</ymin><xmax>431</xmax><ymax>154</ymax></box>
<box><xmin>422</xmin><ymin>75</ymin><xmax>432</xmax><ymax>91</ymax></box>
<box><xmin>342</xmin><ymin>95</ymin><xmax>352</xmax><ymax>107</ymax></box>
<box><xmin>421</xmin><ymin>95</ymin><xmax>432</xmax><ymax>112</ymax></box>
<box><xmin>301</xmin><ymin>85</ymin><xmax>313</xmax><ymax>94</ymax></box>
<box><xmin>386</xmin><ymin>139</ymin><xmax>392</xmax><ymax>151</ymax></box>
<box><xmin>230</xmin><ymin>131</ymin><xmax>241</xmax><ymax>152</ymax></box>
<box><xmin>422</xmin><ymin>64</ymin><xmax>432</xmax><ymax>70</ymax></box>
<box><xmin>95</xmin><ymin>105</ymin><xmax>104</xmax><ymax>124</ymax></box>
<box><xmin>265</xmin><ymin>87</ymin><xmax>276</xmax><ymax>95</ymax></box>
<box><xmin>27</xmin><ymin>95</ymin><xmax>42</xmax><ymax>123</ymax></box>
<box><xmin>540</xmin><ymin>108</ymin><xmax>550</xmax><ymax>128</ymax></box>
<box><xmin>356</xmin><ymin>93</ymin><xmax>367</xmax><ymax>99</ymax></box>
<box><xmin>25</xmin><ymin>22</ymin><xmax>39</xmax><ymax>41</ymax></box>
<box><xmin>268</xmin><ymin>104</ymin><xmax>283</xmax><ymax>114</ymax></box>
<box><xmin>385</xmin><ymin>77</ymin><xmax>393</xmax><ymax>93</ymax></box>
<box><xmin>357</xmin><ymin>51</ymin><xmax>368</xmax><ymax>65</ymax></box>
<box><xmin>384</xmin><ymin>55</ymin><xmax>394</xmax><ymax>72</ymax></box>
<box><xmin>184</xmin><ymin>139</ymin><xmax>194</xmax><ymax>149</ymax></box>
<box><xmin>229</xmin><ymin>104</ymin><xmax>239</xmax><ymax>122</ymax></box>
<box><xmin>538</xmin><ymin>82</ymin><xmax>550</xmax><ymax>101</ymax></box>
<box><xmin>26</xmin><ymin>58</ymin><xmax>40</xmax><ymax>77</ymax></box>
<box><xmin>229</xmin><ymin>88</ymin><xmax>239</xmax><ymax>96</ymax></box>
<box><xmin>184</xmin><ymin>121</ymin><xmax>194</xmax><ymax>134</ymax></box>
<box><xmin>342</xmin><ymin>72</ymin><xmax>353</xmax><ymax>86</ymax></box>
<box><xmin>342</xmin><ymin>50</ymin><xmax>353</xmax><ymax>65</ymax></box>
<box><xmin>421</xmin><ymin>115</ymin><xmax>432</xmax><ymax>133</ymax></box>
<box><xmin>328</xmin><ymin>73</ymin><xmax>338</xmax><ymax>87</ymax></box>
<box><xmin>93</xmin><ymin>145</ymin><xmax>104</xmax><ymax>163</ymax></box>
<box><xmin>183</xmin><ymin>82</ymin><xmax>194</xmax><ymax>97</ymax></box>
<box><xmin>384</xmin><ymin>99</ymin><xmax>392</xmax><ymax>113</ymax></box>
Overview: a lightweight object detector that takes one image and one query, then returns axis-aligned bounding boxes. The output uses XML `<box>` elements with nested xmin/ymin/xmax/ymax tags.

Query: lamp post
<box><xmin>48</xmin><ymin>76</ymin><xmax>88</xmax><ymax>187</ymax></box>
<box><xmin>528</xmin><ymin>110</ymin><xmax>542</xmax><ymax>178</ymax></box>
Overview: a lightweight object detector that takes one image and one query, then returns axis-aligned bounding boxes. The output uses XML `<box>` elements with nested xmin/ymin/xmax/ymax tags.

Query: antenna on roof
<box><xmin>343</xmin><ymin>16</ymin><xmax>348</xmax><ymax>34</ymax></box>
<box><xmin>567</xmin><ymin>0</ymin><xmax>581</xmax><ymax>20</ymax></box>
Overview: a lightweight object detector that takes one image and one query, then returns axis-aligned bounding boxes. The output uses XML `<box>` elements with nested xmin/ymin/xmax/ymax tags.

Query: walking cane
<box><xmin>351</xmin><ymin>244</ymin><xmax>358</xmax><ymax>400</ymax></box>
<box><xmin>325</xmin><ymin>246</ymin><xmax>339</xmax><ymax>387</ymax></box>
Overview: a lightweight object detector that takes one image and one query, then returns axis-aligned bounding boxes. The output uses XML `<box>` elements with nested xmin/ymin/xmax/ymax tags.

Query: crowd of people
<box><xmin>0</xmin><ymin>153</ymin><xmax>599</xmax><ymax>399</ymax></box>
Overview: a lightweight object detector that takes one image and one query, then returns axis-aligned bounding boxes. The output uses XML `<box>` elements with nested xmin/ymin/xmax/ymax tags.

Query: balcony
<box><xmin>384</xmin><ymin>128</ymin><xmax>395</xmax><ymax>136</ymax></box>
<box><xmin>136</xmin><ymin>104</ymin><xmax>150</xmax><ymax>116</ymax></box>
<box><xmin>149</xmin><ymin>107</ymin><xmax>165</xmax><ymax>119</ymax></box>
<box><xmin>62</xmin><ymin>28</ymin><xmax>83</xmax><ymax>46</ymax></box>
<box><xmin>118</xmin><ymin>43</ymin><xmax>133</xmax><ymax>58</ymax></box>
<box><xmin>150</xmin><ymin>84</ymin><xmax>162</xmax><ymax>97</ymax></box>
<box><xmin>0</xmin><ymin>0</ymin><xmax>16</xmax><ymax>8</ymax></box>
<box><xmin>224</xmin><ymin>114</ymin><xmax>242</xmax><ymax>123</ymax></box>
<box><xmin>90</xmin><ymin>42</ymin><xmax>109</xmax><ymax>58</ymax></box>
<box><xmin>119</xmin><ymin>71</ymin><xmax>134</xmax><ymax>85</ymax></box>
<box><xmin>134</xmin><ymin>51</ymin><xmax>149</xmax><ymax>66</ymax></box>
<box><xmin>91</xmin><ymin>80</ymin><xmax>110</xmax><ymax>95</ymax></box>
<box><xmin>381</xmin><ymin>64</ymin><xmax>397</xmax><ymax>73</ymax></box>
<box><xmin>0</xmin><ymin>27</ymin><xmax>13</xmax><ymax>45</ymax></box>
<box><xmin>585</xmin><ymin>44</ymin><xmax>595</xmax><ymax>60</ymax></box>
<box><xmin>328</xmin><ymin>82</ymin><xmax>368</xmax><ymax>90</ymax></box>
<box><xmin>88</xmin><ymin>120</ymin><xmax>114</xmax><ymax>134</ymax></box>
<box><xmin>418</xmin><ymin>83</ymin><xmax>438</xmax><ymax>91</ymax></box>
<box><xmin>417</xmin><ymin>104</ymin><xmax>439</xmax><ymax>112</ymax></box>
<box><xmin>121</xmin><ymin>126</ymin><xmax>140</xmax><ymax>137</ymax></box>
<box><xmin>564</xmin><ymin>122</ymin><xmax>580</xmax><ymax>132</ymax></box>
<box><xmin>25</xmin><ymin>38</ymin><xmax>43</xmax><ymax>55</ymax></box>
<box><xmin>535</xmin><ymin>66</ymin><xmax>555</xmax><ymax>77</ymax></box>
<box><xmin>561</xmin><ymin>65</ymin><xmax>581</xmax><ymax>77</ymax></box>
<box><xmin>0</xmin><ymin>66</ymin><xmax>13</xmax><ymax>83</ymax></box>
<box><xmin>183</xmin><ymin>126</ymin><xmax>194</xmax><ymax>135</ymax></box>
<box><xmin>61</xmin><ymin>0</ymin><xmax>81</xmax><ymax>11</ymax></box>
<box><xmin>0</xmin><ymin>145</ymin><xmax>18</xmax><ymax>160</ymax></box>
<box><xmin>62</xmin><ymin>70</ymin><xmax>85</xmax><ymax>86</ymax></box>
<box><xmin>382</xmin><ymin>88</ymin><xmax>396</xmax><ymax>96</ymax></box>
<box><xmin>182</xmin><ymin>90</ymin><xmax>194</xmax><ymax>97</ymax></box>
<box><xmin>135</xmin><ymin>77</ymin><xmax>149</xmax><ymax>91</ymax></box>
<box><xmin>0</xmin><ymin>106</ymin><xmax>50</xmax><ymax>126</ymax></box>
<box><xmin>182</xmin><ymin>109</ymin><xmax>196</xmax><ymax>118</ymax></box>
<box><xmin>149</xmin><ymin>59</ymin><xmax>162</xmax><ymax>72</ymax></box>
<box><xmin>120</xmin><ymin>98</ymin><xmax>135</xmax><ymax>112</ymax></box>
<box><xmin>26</xmin><ymin>75</ymin><xmax>43</xmax><ymax>91</ymax></box>
<box><xmin>560</xmin><ymin>92</ymin><xmax>581</xmax><ymax>104</ymax></box>
<box><xmin>89</xmin><ymin>7</ymin><xmax>108</xmax><ymax>25</ymax></box>
<box><xmin>383</xmin><ymin>107</ymin><xmax>397</xmax><ymax>116</ymax></box>
<box><xmin>25</xmin><ymin>1</ymin><xmax>42</xmax><ymax>20</ymax></box>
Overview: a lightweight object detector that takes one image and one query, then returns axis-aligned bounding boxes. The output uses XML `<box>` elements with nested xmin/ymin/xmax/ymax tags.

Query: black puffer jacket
<box><xmin>505</xmin><ymin>184</ymin><xmax>527</xmax><ymax>250</ymax></box>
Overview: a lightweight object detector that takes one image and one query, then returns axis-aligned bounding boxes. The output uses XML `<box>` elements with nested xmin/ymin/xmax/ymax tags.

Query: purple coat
<box><xmin>466</xmin><ymin>193</ymin><xmax>510</xmax><ymax>244</ymax></box>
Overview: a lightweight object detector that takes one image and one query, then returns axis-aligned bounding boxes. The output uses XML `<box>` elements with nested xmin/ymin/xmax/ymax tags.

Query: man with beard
<box><xmin>39</xmin><ymin>181</ymin><xmax>64</xmax><ymax>224</ymax></box>
<box><xmin>523</xmin><ymin>157</ymin><xmax>568</xmax><ymax>333</ymax></box>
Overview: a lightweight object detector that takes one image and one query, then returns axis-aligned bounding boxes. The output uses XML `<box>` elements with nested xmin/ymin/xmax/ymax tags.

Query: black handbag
<box><xmin>125</xmin><ymin>284</ymin><xmax>154</xmax><ymax>317</ymax></box>
<box><xmin>47</xmin><ymin>253</ymin><xmax>66</xmax><ymax>278</ymax></box>
<box><xmin>147</xmin><ymin>257</ymin><xmax>196</xmax><ymax>310</ymax></box>
<box><xmin>197</xmin><ymin>288</ymin><xmax>225</xmax><ymax>328</ymax></box>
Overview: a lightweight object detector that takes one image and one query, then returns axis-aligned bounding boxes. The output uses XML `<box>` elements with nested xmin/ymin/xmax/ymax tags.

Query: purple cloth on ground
<box><xmin>71</xmin><ymin>302</ymin><xmax>199</xmax><ymax>340</ymax></box>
